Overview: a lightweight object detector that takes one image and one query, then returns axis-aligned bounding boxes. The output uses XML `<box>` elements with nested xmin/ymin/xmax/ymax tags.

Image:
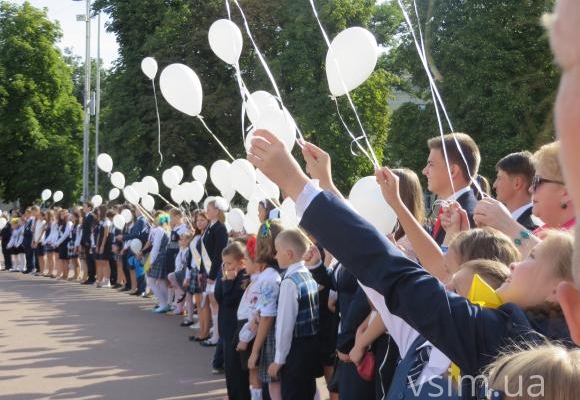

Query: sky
<box><xmin>11</xmin><ymin>0</ymin><xmax>119</xmax><ymax>68</ymax></box>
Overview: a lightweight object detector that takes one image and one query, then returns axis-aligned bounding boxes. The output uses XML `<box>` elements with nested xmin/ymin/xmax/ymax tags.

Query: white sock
<box><xmin>251</xmin><ymin>388</ymin><xmax>262</xmax><ymax>400</ymax></box>
<box><xmin>148</xmin><ymin>277</ymin><xmax>167</xmax><ymax>307</ymax></box>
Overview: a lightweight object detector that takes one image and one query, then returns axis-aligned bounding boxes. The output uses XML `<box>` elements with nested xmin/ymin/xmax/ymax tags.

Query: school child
<box><xmin>68</xmin><ymin>210</ymin><xmax>82</xmax><ymax>280</ymax></box>
<box><xmin>247</xmin><ymin>220</ymin><xmax>284</xmax><ymax>400</ymax></box>
<box><xmin>187</xmin><ymin>211</ymin><xmax>211</xmax><ymax>338</ymax></box>
<box><xmin>1</xmin><ymin>215</ymin><xmax>14</xmax><ymax>271</ymax></box>
<box><xmin>7</xmin><ymin>218</ymin><xmax>25</xmax><ymax>271</ymax></box>
<box><xmin>167</xmin><ymin>232</ymin><xmax>194</xmax><ymax>315</ymax></box>
<box><xmin>166</xmin><ymin>209</ymin><xmax>191</xmax><ymax>306</ymax></box>
<box><xmin>236</xmin><ymin>236</ymin><xmax>263</xmax><ymax>400</ymax></box>
<box><xmin>267</xmin><ymin>229</ymin><xmax>319</xmax><ymax>400</ymax></box>
<box><xmin>54</xmin><ymin>209</ymin><xmax>73</xmax><ymax>279</ymax></box>
<box><xmin>42</xmin><ymin>210</ymin><xmax>59</xmax><ymax>277</ymax></box>
<box><xmin>147</xmin><ymin>212</ymin><xmax>171</xmax><ymax>313</ymax></box>
<box><xmin>215</xmin><ymin>241</ymin><xmax>251</xmax><ymax>400</ymax></box>
<box><xmin>33</xmin><ymin>210</ymin><xmax>47</xmax><ymax>276</ymax></box>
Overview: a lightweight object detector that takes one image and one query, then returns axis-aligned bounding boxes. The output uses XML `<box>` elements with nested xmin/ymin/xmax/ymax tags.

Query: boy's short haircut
<box><xmin>170</xmin><ymin>208</ymin><xmax>183</xmax><ymax>217</ymax></box>
<box><xmin>428</xmin><ymin>133</ymin><xmax>480</xmax><ymax>182</ymax></box>
<box><xmin>222</xmin><ymin>241</ymin><xmax>245</xmax><ymax>261</ymax></box>
<box><xmin>180</xmin><ymin>232</ymin><xmax>193</xmax><ymax>242</ymax></box>
<box><xmin>495</xmin><ymin>151</ymin><xmax>535</xmax><ymax>187</ymax></box>
<box><xmin>276</xmin><ymin>229</ymin><xmax>312</xmax><ymax>258</ymax></box>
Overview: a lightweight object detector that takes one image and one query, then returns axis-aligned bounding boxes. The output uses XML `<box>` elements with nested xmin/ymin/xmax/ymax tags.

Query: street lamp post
<box><xmin>74</xmin><ymin>0</ymin><xmax>91</xmax><ymax>202</ymax></box>
<box><xmin>95</xmin><ymin>12</ymin><xmax>101</xmax><ymax>196</ymax></box>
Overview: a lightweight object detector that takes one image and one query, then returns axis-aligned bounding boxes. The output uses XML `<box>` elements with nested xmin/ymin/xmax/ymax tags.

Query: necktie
<box><xmin>407</xmin><ymin>345</ymin><xmax>432</xmax><ymax>387</ymax></box>
<box><xmin>432</xmin><ymin>207</ymin><xmax>444</xmax><ymax>238</ymax></box>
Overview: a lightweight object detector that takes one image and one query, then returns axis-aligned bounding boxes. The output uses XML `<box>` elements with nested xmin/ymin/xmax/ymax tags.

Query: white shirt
<box><xmin>174</xmin><ymin>247</ymin><xmax>190</xmax><ymax>273</ymax></box>
<box><xmin>447</xmin><ymin>185</ymin><xmax>472</xmax><ymax>203</ymax></box>
<box><xmin>55</xmin><ymin>221</ymin><xmax>73</xmax><ymax>246</ymax></box>
<box><xmin>237</xmin><ymin>273</ymin><xmax>261</xmax><ymax>342</ymax></box>
<box><xmin>274</xmin><ymin>261</ymin><xmax>310</xmax><ymax>365</ymax></box>
<box><xmin>43</xmin><ymin>222</ymin><xmax>59</xmax><ymax>246</ymax></box>
<box><xmin>33</xmin><ymin>220</ymin><xmax>46</xmax><ymax>243</ymax></box>
<box><xmin>149</xmin><ymin>226</ymin><xmax>168</xmax><ymax>265</ymax></box>
<box><xmin>256</xmin><ymin>266</ymin><xmax>281</xmax><ymax>318</ymax></box>
<box><xmin>74</xmin><ymin>225</ymin><xmax>82</xmax><ymax>247</ymax></box>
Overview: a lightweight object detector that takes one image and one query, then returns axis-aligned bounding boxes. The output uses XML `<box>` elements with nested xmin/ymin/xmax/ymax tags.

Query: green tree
<box><xmin>386</xmin><ymin>0</ymin><xmax>558</xmax><ymax>182</ymax></box>
<box><xmin>0</xmin><ymin>1</ymin><xmax>83</xmax><ymax>205</ymax></box>
<box><xmin>94</xmin><ymin>0</ymin><xmax>401</xmax><ymax>197</ymax></box>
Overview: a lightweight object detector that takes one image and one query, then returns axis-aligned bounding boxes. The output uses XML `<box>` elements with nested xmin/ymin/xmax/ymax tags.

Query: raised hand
<box><xmin>375</xmin><ymin>167</ymin><xmax>402</xmax><ymax>207</ymax></box>
<box><xmin>247</xmin><ymin>130</ymin><xmax>309</xmax><ymax>201</ymax></box>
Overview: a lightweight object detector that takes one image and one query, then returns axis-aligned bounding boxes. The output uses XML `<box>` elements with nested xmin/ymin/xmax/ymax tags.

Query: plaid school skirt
<box><xmin>259</xmin><ymin>326</ymin><xmax>279</xmax><ymax>383</ymax></box>
<box><xmin>147</xmin><ymin>251</ymin><xmax>168</xmax><ymax>280</ymax></box>
<box><xmin>67</xmin><ymin>241</ymin><xmax>78</xmax><ymax>259</ymax></box>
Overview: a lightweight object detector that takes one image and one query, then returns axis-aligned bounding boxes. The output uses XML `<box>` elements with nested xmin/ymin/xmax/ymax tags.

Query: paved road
<box><xmin>0</xmin><ymin>272</ymin><xmax>227</xmax><ymax>400</ymax></box>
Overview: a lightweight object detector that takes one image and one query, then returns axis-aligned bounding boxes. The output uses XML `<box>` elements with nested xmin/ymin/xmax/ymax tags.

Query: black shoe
<box><xmin>120</xmin><ymin>287</ymin><xmax>131</xmax><ymax>292</ymax></box>
<box><xmin>112</xmin><ymin>283</ymin><xmax>123</xmax><ymax>289</ymax></box>
<box><xmin>81</xmin><ymin>279</ymin><xmax>95</xmax><ymax>285</ymax></box>
<box><xmin>130</xmin><ymin>291</ymin><xmax>144</xmax><ymax>296</ymax></box>
<box><xmin>181</xmin><ymin>320</ymin><xmax>194</xmax><ymax>327</ymax></box>
<box><xmin>200</xmin><ymin>339</ymin><xmax>217</xmax><ymax>347</ymax></box>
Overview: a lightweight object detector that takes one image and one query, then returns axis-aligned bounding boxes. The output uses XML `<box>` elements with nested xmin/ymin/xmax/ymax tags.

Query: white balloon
<box><xmin>110</xmin><ymin>171</ymin><xmax>125</xmax><ymax>189</ymax></box>
<box><xmin>109</xmin><ymin>188</ymin><xmax>120</xmax><ymax>201</ymax></box>
<box><xmin>96</xmin><ymin>153</ymin><xmax>114</xmax><ymax>173</ymax></box>
<box><xmin>159</xmin><ymin>63</ymin><xmax>203</xmax><ymax>117</ymax></box>
<box><xmin>133</xmin><ymin>181</ymin><xmax>149</xmax><ymax>198</ymax></box>
<box><xmin>221</xmin><ymin>187</ymin><xmax>236</xmax><ymax>203</ymax></box>
<box><xmin>326</xmin><ymin>27</ymin><xmax>378</xmax><ymax>97</ymax></box>
<box><xmin>210</xmin><ymin>159</ymin><xmax>231</xmax><ymax>193</ymax></box>
<box><xmin>162</xmin><ymin>169</ymin><xmax>180</xmax><ymax>189</ymax></box>
<box><xmin>41</xmin><ymin>189</ymin><xmax>52</xmax><ymax>201</ymax></box>
<box><xmin>142</xmin><ymin>176</ymin><xmax>159</xmax><ymax>195</ymax></box>
<box><xmin>246</xmin><ymin>197</ymin><xmax>260</xmax><ymax>217</ymax></box>
<box><xmin>246</xmin><ymin>91</ymin><xmax>296</xmax><ymax>151</ymax></box>
<box><xmin>348</xmin><ymin>176</ymin><xmax>397</xmax><ymax>235</ymax></box>
<box><xmin>208</xmin><ymin>19</ymin><xmax>243</xmax><ymax>65</ymax></box>
<box><xmin>231</xmin><ymin>159</ymin><xmax>257</xmax><ymax>200</ymax></box>
<box><xmin>0</xmin><ymin>217</ymin><xmax>7</xmax><ymax>230</ymax></box>
<box><xmin>243</xmin><ymin>213</ymin><xmax>261</xmax><ymax>235</ymax></box>
<box><xmin>255</xmin><ymin>169</ymin><xmax>280</xmax><ymax>200</ymax></box>
<box><xmin>123</xmin><ymin>186</ymin><xmax>140</xmax><ymax>205</ymax></box>
<box><xmin>53</xmin><ymin>191</ymin><xmax>64</xmax><ymax>202</ymax></box>
<box><xmin>141</xmin><ymin>194</ymin><xmax>155</xmax><ymax>212</ymax></box>
<box><xmin>130</xmin><ymin>238</ymin><xmax>143</xmax><ymax>254</ymax></box>
<box><xmin>226</xmin><ymin>208</ymin><xmax>245</xmax><ymax>232</ymax></box>
<box><xmin>91</xmin><ymin>195</ymin><xmax>103</xmax><ymax>208</ymax></box>
<box><xmin>121</xmin><ymin>209</ymin><xmax>133</xmax><ymax>223</ymax></box>
<box><xmin>280</xmin><ymin>197</ymin><xmax>299</xmax><ymax>229</ymax></box>
<box><xmin>190</xmin><ymin>181</ymin><xmax>205</xmax><ymax>203</ymax></box>
<box><xmin>141</xmin><ymin>57</ymin><xmax>158</xmax><ymax>80</ymax></box>
<box><xmin>192</xmin><ymin>165</ymin><xmax>208</xmax><ymax>185</ymax></box>
<box><xmin>170</xmin><ymin>185</ymin><xmax>186</xmax><ymax>204</ymax></box>
<box><xmin>171</xmin><ymin>165</ymin><xmax>184</xmax><ymax>184</ymax></box>
<box><xmin>113</xmin><ymin>214</ymin><xmax>126</xmax><ymax>230</ymax></box>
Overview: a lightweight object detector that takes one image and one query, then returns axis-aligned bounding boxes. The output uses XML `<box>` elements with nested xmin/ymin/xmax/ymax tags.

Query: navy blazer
<box><xmin>202</xmin><ymin>221</ymin><xmax>229</xmax><ymax>280</ymax></box>
<box><xmin>516</xmin><ymin>205</ymin><xmax>539</xmax><ymax>232</ymax></box>
<box><xmin>434</xmin><ymin>189</ymin><xmax>478</xmax><ymax>245</ymax></box>
<box><xmin>300</xmin><ymin>191</ymin><xmax>571</xmax><ymax>398</ymax></box>
<box><xmin>81</xmin><ymin>212</ymin><xmax>94</xmax><ymax>247</ymax></box>
<box><xmin>122</xmin><ymin>216</ymin><xmax>149</xmax><ymax>244</ymax></box>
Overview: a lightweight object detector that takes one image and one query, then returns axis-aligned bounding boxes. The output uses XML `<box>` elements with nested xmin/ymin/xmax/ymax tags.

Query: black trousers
<box><xmin>84</xmin><ymin>245</ymin><xmax>96</xmax><ymax>281</ymax></box>
<box><xmin>223</xmin><ymin>333</ymin><xmax>250</xmax><ymax>400</ymax></box>
<box><xmin>280</xmin><ymin>335</ymin><xmax>318</xmax><ymax>400</ymax></box>
<box><xmin>2</xmin><ymin>246</ymin><xmax>12</xmax><ymax>269</ymax></box>
<box><xmin>24</xmin><ymin>244</ymin><xmax>35</xmax><ymax>272</ymax></box>
<box><xmin>109</xmin><ymin>256</ymin><xmax>117</xmax><ymax>284</ymax></box>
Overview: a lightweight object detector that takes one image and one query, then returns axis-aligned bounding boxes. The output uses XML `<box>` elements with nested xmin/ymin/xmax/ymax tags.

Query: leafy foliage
<box><xmin>0</xmin><ymin>1</ymin><xmax>83</xmax><ymax>205</ymax></box>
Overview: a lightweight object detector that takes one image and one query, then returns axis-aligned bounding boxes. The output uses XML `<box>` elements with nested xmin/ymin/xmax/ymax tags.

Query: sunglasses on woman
<box><xmin>531</xmin><ymin>174</ymin><xmax>564</xmax><ymax>192</ymax></box>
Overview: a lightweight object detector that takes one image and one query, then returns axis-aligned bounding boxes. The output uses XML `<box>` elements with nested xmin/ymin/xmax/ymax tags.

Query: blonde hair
<box><xmin>538</xmin><ymin>230</ymin><xmax>574</xmax><ymax>282</ymax></box>
<box><xmin>275</xmin><ymin>229</ymin><xmax>312</xmax><ymax>259</ymax></box>
<box><xmin>532</xmin><ymin>141</ymin><xmax>563</xmax><ymax>182</ymax></box>
<box><xmin>449</xmin><ymin>227</ymin><xmax>521</xmax><ymax>266</ymax></box>
<box><xmin>485</xmin><ymin>344</ymin><xmax>580</xmax><ymax>400</ymax></box>
<box><xmin>206</xmin><ymin>199</ymin><xmax>226</xmax><ymax>223</ymax></box>
<box><xmin>459</xmin><ymin>259</ymin><xmax>510</xmax><ymax>290</ymax></box>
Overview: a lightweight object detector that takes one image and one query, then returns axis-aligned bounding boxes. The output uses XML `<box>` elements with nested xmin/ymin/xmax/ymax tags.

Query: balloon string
<box><xmin>332</xmin><ymin>97</ymin><xmax>379</xmax><ymax>162</ymax></box>
<box><xmin>308</xmin><ymin>0</ymin><xmax>379</xmax><ymax>169</ymax></box>
<box><xmin>155</xmin><ymin>193</ymin><xmax>179</xmax><ymax>209</ymax></box>
<box><xmin>397</xmin><ymin>0</ymin><xmax>484</xmax><ymax>199</ymax></box>
<box><xmin>232</xmin><ymin>0</ymin><xmax>301</xmax><ymax>147</ymax></box>
<box><xmin>197</xmin><ymin>116</ymin><xmax>235</xmax><ymax>161</ymax></box>
<box><xmin>152</xmin><ymin>79</ymin><xmax>163</xmax><ymax>170</ymax></box>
